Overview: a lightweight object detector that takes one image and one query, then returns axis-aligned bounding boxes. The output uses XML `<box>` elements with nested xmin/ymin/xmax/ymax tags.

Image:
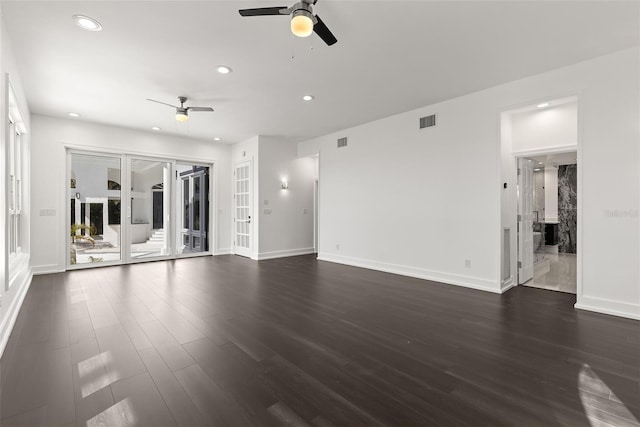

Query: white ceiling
<box><xmin>2</xmin><ymin>1</ymin><xmax>638</xmax><ymax>144</ymax></box>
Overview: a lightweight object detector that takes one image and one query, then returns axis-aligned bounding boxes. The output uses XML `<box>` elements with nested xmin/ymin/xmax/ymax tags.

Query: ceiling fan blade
<box><xmin>146</xmin><ymin>98</ymin><xmax>177</xmax><ymax>108</ymax></box>
<box><xmin>187</xmin><ymin>107</ymin><xmax>214</xmax><ymax>112</ymax></box>
<box><xmin>239</xmin><ymin>7</ymin><xmax>288</xmax><ymax>17</ymax></box>
<box><xmin>313</xmin><ymin>15</ymin><xmax>337</xmax><ymax>46</ymax></box>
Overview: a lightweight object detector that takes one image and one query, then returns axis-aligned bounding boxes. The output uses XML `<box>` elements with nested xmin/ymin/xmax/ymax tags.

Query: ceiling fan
<box><xmin>146</xmin><ymin>96</ymin><xmax>214</xmax><ymax>122</ymax></box>
<box><xmin>239</xmin><ymin>0</ymin><xmax>337</xmax><ymax>46</ymax></box>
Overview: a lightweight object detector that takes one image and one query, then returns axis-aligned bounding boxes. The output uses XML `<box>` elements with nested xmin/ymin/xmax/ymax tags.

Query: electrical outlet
<box><xmin>336</xmin><ymin>244</ymin><xmax>340</xmax><ymax>250</ymax></box>
<box><xmin>465</xmin><ymin>259</ymin><xmax>471</xmax><ymax>269</ymax></box>
<box><xmin>264</xmin><ymin>208</ymin><xmax>272</xmax><ymax>215</ymax></box>
<box><xmin>303</xmin><ymin>208</ymin><xmax>308</xmax><ymax>215</ymax></box>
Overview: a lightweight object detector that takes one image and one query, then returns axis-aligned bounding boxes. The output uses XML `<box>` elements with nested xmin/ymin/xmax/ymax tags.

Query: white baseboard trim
<box><xmin>575</xmin><ymin>296</ymin><xmax>640</xmax><ymax>320</ymax></box>
<box><xmin>0</xmin><ymin>267</ymin><xmax>33</xmax><ymax>358</ymax></box>
<box><xmin>215</xmin><ymin>248</ymin><xmax>232</xmax><ymax>255</ymax></box>
<box><xmin>257</xmin><ymin>248</ymin><xmax>315</xmax><ymax>261</ymax></box>
<box><xmin>32</xmin><ymin>264</ymin><xmax>65</xmax><ymax>275</ymax></box>
<box><xmin>317</xmin><ymin>253</ymin><xmax>501</xmax><ymax>294</ymax></box>
<box><xmin>501</xmin><ymin>278</ymin><xmax>516</xmax><ymax>293</ymax></box>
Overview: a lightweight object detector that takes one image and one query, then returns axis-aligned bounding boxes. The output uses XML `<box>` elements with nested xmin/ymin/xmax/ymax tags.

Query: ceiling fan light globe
<box><xmin>176</xmin><ymin>112</ymin><xmax>189</xmax><ymax>122</ymax></box>
<box><xmin>291</xmin><ymin>13</ymin><xmax>313</xmax><ymax>37</ymax></box>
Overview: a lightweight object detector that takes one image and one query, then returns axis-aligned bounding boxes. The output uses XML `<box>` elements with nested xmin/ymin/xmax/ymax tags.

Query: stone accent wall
<box><xmin>558</xmin><ymin>164</ymin><xmax>577</xmax><ymax>254</ymax></box>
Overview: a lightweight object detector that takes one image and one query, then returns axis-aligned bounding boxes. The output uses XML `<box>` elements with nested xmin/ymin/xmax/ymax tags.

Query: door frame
<box><xmin>512</xmin><ymin>147</ymin><xmax>578</xmax><ymax>287</ymax></box>
<box><xmin>516</xmin><ymin>157</ymin><xmax>535</xmax><ymax>284</ymax></box>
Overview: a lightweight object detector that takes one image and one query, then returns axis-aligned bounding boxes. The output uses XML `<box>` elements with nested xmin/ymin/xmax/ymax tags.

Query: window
<box><xmin>8</xmin><ymin>119</ymin><xmax>23</xmax><ymax>257</ymax></box>
<box><xmin>6</xmin><ymin>78</ymin><xmax>29</xmax><ymax>290</ymax></box>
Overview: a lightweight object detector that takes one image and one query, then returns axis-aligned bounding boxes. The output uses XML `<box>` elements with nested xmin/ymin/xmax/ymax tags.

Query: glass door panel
<box><xmin>233</xmin><ymin>162</ymin><xmax>252</xmax><ymax>257</ymax></box>
<box><xmin>177</xmin><ymin>164</ymin><xmax>210</xmax><ymax>254</ymax></box>
<box><xmin>129</xmin><ymin>159</ymin><xmax>172</xmax><ymax>259</ymax></box>
<box><xmin>69</xmin><ymin>153</ymin><xmax>122</xmax><ymax>265</ymax></box>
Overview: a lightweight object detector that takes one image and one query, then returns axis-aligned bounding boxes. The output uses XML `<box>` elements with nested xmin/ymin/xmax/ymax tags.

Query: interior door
<box><xmin>234</xmin><ymin>162</ymin><xmax>252</xmax><ymax>258</ymax></box>
<box><xmin>518</xmin><ymin>158</ymin><xmax>535</xmax><ymax>284</ymax></box>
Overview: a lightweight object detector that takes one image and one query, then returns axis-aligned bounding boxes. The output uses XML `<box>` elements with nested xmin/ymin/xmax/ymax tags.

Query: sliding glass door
<box><xmin>176</xmin><ymin>164</ymin><xmax>210</xmax><ymax>254</ymax></box>
<box><xmin>129</xmin><ymin>158</ymin><xmax>172</xmax><ymax>260</ymax></box>
<box><xmin>69</xmin><ymin>153</ymin><xmax>122</xmax><ymax>266</ymax></box>
<box><xmin>68</xmin><ymin>151</ymin><xmax>212</xmax><ymax>268</ymax></box>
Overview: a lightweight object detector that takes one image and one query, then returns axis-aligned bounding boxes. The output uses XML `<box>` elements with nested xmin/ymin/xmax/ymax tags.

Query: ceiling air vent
<box><xmin>419</xmin><ymin>114</ymin><xmax>436</xmax><ymax>129</ymax></box>
<box><xmin>337</xmin><ymin>137</ymin><xmax>348</xmax><ymax>148</ymax></box>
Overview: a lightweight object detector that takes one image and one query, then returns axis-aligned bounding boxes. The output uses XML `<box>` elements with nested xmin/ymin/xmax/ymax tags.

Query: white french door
<box><xmin>233</xmin><ymin>161</ymin><xmax>252</xmax><ymax>258</ymax></box>
<box><xmin>518</xmin><ymin>158</ymin><xmax>535</xmax><ymax>284</ymax></box>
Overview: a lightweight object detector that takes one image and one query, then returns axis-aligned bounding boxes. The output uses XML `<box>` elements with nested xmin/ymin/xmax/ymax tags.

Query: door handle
<box><xmin>247</xmin><ymin>215</ymin><xmax>251</xmax><ymax>224</ymax></box>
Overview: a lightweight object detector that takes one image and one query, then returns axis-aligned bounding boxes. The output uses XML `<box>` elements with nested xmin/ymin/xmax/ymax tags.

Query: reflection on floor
<box><xmin>525</xmin><ymin>253</ymin><xmax>577</xmax><ymax>294</ymax></box>
<box><xmin>75</xmin><ymin>242</ymin><xmax>167</xmax><ymax>264</ymax></box>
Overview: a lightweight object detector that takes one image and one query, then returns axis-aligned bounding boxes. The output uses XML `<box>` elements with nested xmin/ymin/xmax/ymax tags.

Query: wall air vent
<box><xmin>337</xmin><ymin>137</ymin><xmax>348</xmax><ymax>148</ymax></box>
<box><xmin>419</xmin><ymin>114</ymin><xmax>436</xmax><ymax>129</ymax></box>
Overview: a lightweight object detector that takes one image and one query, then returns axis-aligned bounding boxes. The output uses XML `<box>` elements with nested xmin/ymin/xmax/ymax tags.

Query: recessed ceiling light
<box><xmin>213</xmin><ymin>137</ymin><xmax>221</xmax><ymax>141</ymax></box>
<box><xmin>303</xmin><ymin>95</ymin><xmax>314</xmax><ymax>101</ymax></box>
<box><xmin>534</xmin><ymin>168</ymin><xmax>541</xmax><ymax>172</ymax></box>
<box><xmin>72</xmin><ymin>15</ymin><xmax>102</xmax><ymax>32</ymax></box>
<box><xmin>538</xmin><ymin>162</ymin><xmax>543</xmax><ymax>165</ymax></box>
<box><xmin>68</xmin><ymin>112</ymin><xmax>80</xmax><ymax>118</ymax></box>
<box><xmin>537</xmin><ymin>102</ymin><xmax>549</xmax><ymax>108</ymax></box>
<box><xmin>216</xmin><ymin>66</ymin><xmax>232</xmax><ymax>74</ymax></box>
<box><xmin>151</xmin><ymin>126</ymin><xmax>161</xmax><ymax>131</ymax></box>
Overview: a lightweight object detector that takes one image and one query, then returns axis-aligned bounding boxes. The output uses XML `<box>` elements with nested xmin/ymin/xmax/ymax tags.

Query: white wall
<box><xmin>301</xmin><ymin>94</ymin><xmax>502</xmax><ymax>293</ymax></box>
<box><xmin>511</xmin><ymin>101</ymin><xmax>578</xmax><ymax>153</ymax></box>
<box><xmin>300</xmin><ymin>47</ymin><xmax>639</xmax><ymax>320</ymax></box>
<box><xmin>258</xmin><ymin>137</ymin><xmax>314</xmax><ymax>259</ymax></box>
<box><xmin>30</xmin><ymin>114</ymin><xmax>232</xmax><ymax>273</ymax></box>
<box><xmin>544</xmin><ymin>166</ymin><xmax>559</xmax><ymax>223</ymax></box>
<box><xmin>132</xmin><ymin>165</ymin><xmax>163</xmax><ymax>227</ymax></box>
<box><xmin>230</xmin><ymin>135</ymin><xmax>315</xmax><ymax>260</ymax></box>
<box><xmin>0</xmin><ymin>11</ymin><xmax>33</xmax><ymax>357</ymax></box>
<box><xmin>502</xmin><ymin>49</ymin><xmax>639</xmax><ymax>320</ymax></box>
<box><xmin>533</xmin><ymin>170</ymin><xmax>545</xmax><ymax>219</ymax></box>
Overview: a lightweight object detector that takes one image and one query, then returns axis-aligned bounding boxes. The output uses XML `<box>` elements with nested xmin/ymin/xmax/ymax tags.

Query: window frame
<box><xmin>6</xmin><ymin>75</ymin><xmax>29</xmax><ymax>291</ymax></box>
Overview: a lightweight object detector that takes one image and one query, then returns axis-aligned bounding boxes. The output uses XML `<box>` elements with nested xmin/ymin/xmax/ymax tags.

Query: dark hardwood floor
<box><xmin>1</xmin><ymin>255</ymin><xmax>638</xmax><ymax>426</ymax></box>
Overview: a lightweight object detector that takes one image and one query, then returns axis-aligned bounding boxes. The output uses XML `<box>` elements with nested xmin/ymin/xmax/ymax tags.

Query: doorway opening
<box><xmin>517</xmin><ymin>153</ymin><xmax>577</xmax><ymax>293</ymax></box>
<box><xmin>500</xmin><ymin>95</ymin><xmax>579</xmax><ymax>295</ymax></box>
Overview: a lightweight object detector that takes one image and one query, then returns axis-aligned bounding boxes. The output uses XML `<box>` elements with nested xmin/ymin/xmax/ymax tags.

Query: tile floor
<box><xmin>526</xmin><ymin>253</ymin><xmax>577</xmax><ymax>294</ymax></box>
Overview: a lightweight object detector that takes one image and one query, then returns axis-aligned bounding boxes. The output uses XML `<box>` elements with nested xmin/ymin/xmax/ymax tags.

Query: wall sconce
<box><xmin>281</xmin><ymin>181</ymin><xmax>289</xmax><ymax>190</ymax></box>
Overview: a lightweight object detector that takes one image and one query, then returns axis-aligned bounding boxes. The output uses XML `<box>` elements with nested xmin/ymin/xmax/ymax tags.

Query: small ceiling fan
<box><xmin>239</xmin><ymin>0</ymin><xmax>337</xmax><ymax>46</ymax></box>
<box><xmin>146</xmin><ymin>96</ymin><xmax>214</xmax><ymax>122</ymax></box>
